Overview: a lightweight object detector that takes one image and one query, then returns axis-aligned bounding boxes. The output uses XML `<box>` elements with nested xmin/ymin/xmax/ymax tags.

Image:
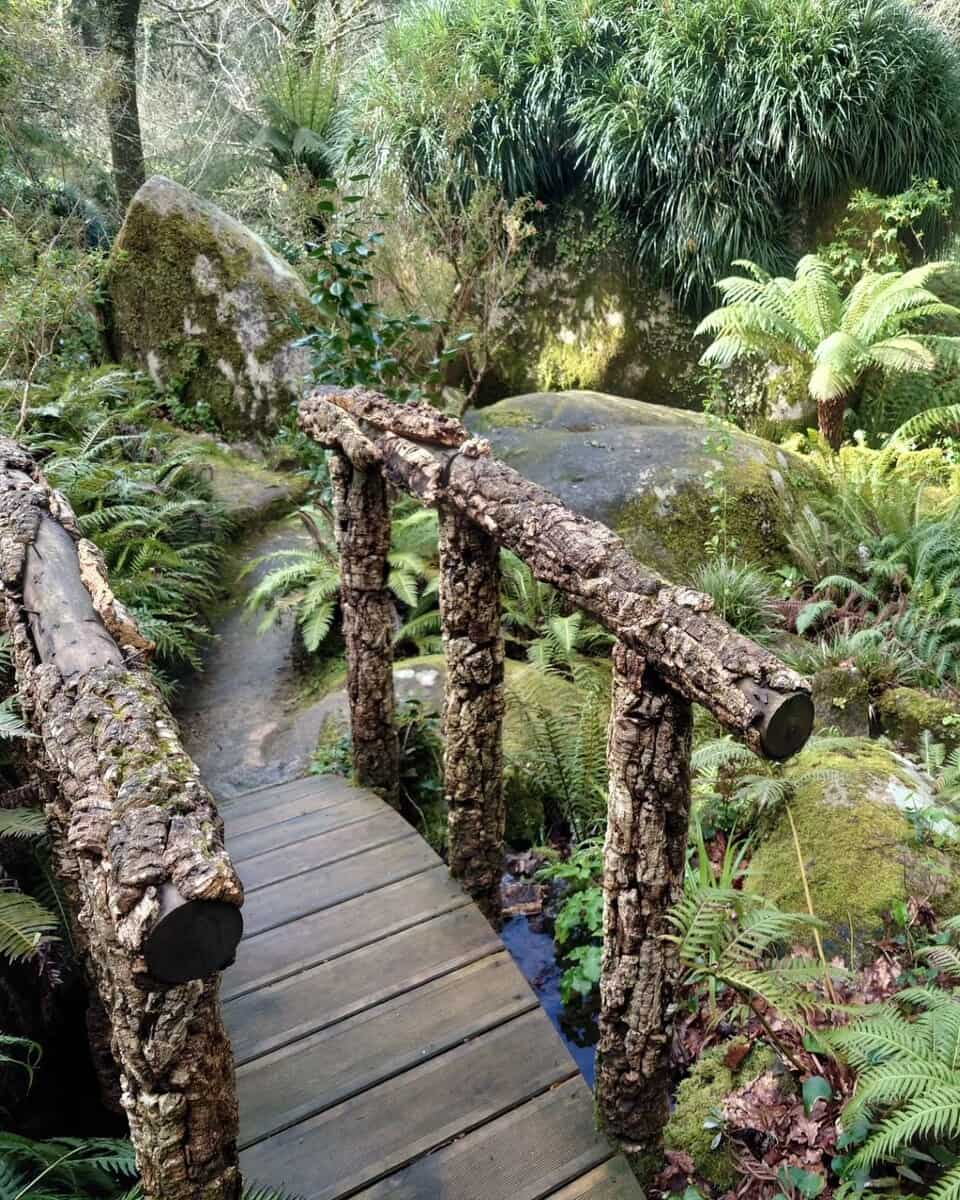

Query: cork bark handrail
<box><xmin>300</xmin><ymin>388</ymin><xmax>814</xmax><ymax>760</ymax></box>
<box><xmin>0</xmin><ymin>438</ymin><xmax>243</xmax><ymax>1200</ymax></box>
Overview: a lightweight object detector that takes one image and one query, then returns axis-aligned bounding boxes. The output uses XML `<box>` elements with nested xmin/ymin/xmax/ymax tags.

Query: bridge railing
<box><xmin>300</xmin><ymin>387</ymin><xmax>814</xmax><ymax>1152</ymax></box>
<box><xmin>0</xmin><ymin>439</ymin><xmax>243</xmax><ymax>1200</ymax></box>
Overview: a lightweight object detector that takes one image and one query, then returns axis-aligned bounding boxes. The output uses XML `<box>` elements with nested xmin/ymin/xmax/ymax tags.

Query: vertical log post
<box><xmin>596</xmin><ymin>643</ymin><xmax>693</xmax><ymax>1163</ymax></box>
<box><xmin>329</xmin><ymin>450</ymin><xmax>400</xmax><ymax>806</ymax></box>
<box><xmin>438</xmin><ymin>504</ymin><xmax>505</xmax><ymax>924</ymax></box>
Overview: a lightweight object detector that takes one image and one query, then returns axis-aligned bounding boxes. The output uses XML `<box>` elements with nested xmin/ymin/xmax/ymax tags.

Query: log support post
<box><xmin>329</xmin><ymin>450</ymin><xmax>400</xmax><ymax>806</ymax></box>
<box><xmin>596</xmin><ymin>642</ymin><xmax>693</xmax><ymax>1161</ymax></box>
<box><xmin>438</xmin><ymin>504</ymin><xmax>505</xmax><ymax>924</ymax></box>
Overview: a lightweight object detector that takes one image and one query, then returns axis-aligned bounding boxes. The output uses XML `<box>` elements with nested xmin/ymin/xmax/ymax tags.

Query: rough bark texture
<box><xmin>329</xmin><ymin>450</ymin><xmax>400</xmax><ymax>805</ymax></box>
<box><xmin>438</xmin><ymin>504</ymin><xmax>505</xmax><ymax>924</ymax></box>
<box><xmin>301</xmin><ymin>389</ymin><xmax>813</xmax><ymax>760</ymax></box>
<box><xmin>818</xmin><ymin>393</ymin><xmax>846</xmax><ymax>451</ymax></box>
<box><xmin>101</xmin><ymin>0</ymin><xmax>147</xmax><ymax>212</ymax></box>
<box><xmin>0</xmin><ymin>439</ymin><xmax>242</xmax><ymax>1200</ymax></box>
<box><xmin>595</xmin><ymin>645</ymin><xmax>692</xmax><ymax>1154</ymax></box>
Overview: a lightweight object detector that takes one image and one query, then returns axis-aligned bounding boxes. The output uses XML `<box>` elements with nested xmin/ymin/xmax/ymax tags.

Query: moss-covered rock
<box><xmin>746</xmin><ymin>738</ymin><xmax>960</xmax><ymax>959</ymax></box>
<box><xmin>483</xmin><ymin>213</ymin><xmax>705</xmax><ymax>410</ymax></box>
<box><xmin>877</xmin><ymin>687</ymin><xmax>960</xmax><ymax>754</ymax></box>
<box><xmin>467</xmin><ymin>390</ymin><xmax>827</xmax><ymax>579</ymax></box>
<box><xmin>108</xmin><ymin>177</ymin><xmax>312</xmax><ymax>434</ymax></box>
<box><xmin>664</xmin><ymin>1039</ymin><xmax>776</xmax><ymax>1188</ymax></box>
<box><xmin>811</xmin><ymin>667</ymin><xmax>872</xmax><ymax>738</ymax></box>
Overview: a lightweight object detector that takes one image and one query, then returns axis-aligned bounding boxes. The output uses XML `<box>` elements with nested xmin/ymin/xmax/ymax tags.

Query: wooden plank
<box><xmin>546</xmin><ymin>1159</ymin><xmax>645</xmax><ymax>1199</ymax></box>
<box><xmin>353</xmin><ymin>1078</ymin><xmax>622</xmax><ymax>1200</ymax></box>
<box><xmin>228</xmin><ymin>792</ymin><xmax>386</xmax><ymax>862</ymax></box>
<box><xmin>237</xmin><ymin>809</ymin><xmax>413</xmax><ymax>893</ymax></box>
<box><xmin>223</xmin><ymin>778</ymin><xmax>360</xmax><ymax>836</ymax></box>
<box><xmin>227</xmin><ymin>905</ymin><xmax>502</xmax><ymax>1063</ymax></box>
<box><xmin>222</xmin><ymin>865</ymin><xmax>469</xmax><ymax>1000</ymax></box>
<box><xmin>239</xmin><ymin>1010</ymin><xmax>577</xmax><ymax>1200</ymax></box>
<box><xmin>220</xmin><ymin>774</ymin><xmax>350</xmax><ymax>818</ymax></box>
<box><xmin>239</xmin><ymin>836</ymin><xmax>439</xmax><ymax>938</ymax></box>
<box><xmin>237</xmin><ymin>953</ymin><xmax>536</xmax><ymax>1146</ymax></box>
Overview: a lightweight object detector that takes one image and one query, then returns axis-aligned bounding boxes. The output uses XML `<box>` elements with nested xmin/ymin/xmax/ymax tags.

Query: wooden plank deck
<box><xmin>221</xmin><ymin>775</ymin><xmax>644</xmax><ymax>1200</ymax></box>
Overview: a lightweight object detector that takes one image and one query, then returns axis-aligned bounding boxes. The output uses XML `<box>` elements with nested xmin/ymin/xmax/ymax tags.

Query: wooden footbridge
<box><xmin>222</xmin><ymin>773</ymin><xmax>640</xmax><ymax>1199</ymax></box>
<box><xmin>0</xmin><ymin>391</ymin><xmax>814</xmax><ymax>1200</ymax></box>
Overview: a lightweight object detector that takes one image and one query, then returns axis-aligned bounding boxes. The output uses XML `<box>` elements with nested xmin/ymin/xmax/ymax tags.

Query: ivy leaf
<box><xmin>802</xmin><ymin>1075</ymin><xmax>832</xmax><ymax>1115</ymax></box>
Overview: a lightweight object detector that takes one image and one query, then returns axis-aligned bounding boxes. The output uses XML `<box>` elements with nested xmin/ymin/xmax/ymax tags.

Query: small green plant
<box><xmin>820</xmin><ymin>179</ymin><xmax>954</xmax><ymax>288</ymax></box>
<box><xmin>297</xmin><ymin>186</ymin><xmax>470</xmax><ymax>404</ymax></box>
<box><xmin>538</xmin><ymin>839</ymin><xmax>604</xmax><ymax>1004</ymax></box>
<box><xmin>691</xmin><ymin>556</ymin><xmax>782</xmax><ymax>644</ymax></box>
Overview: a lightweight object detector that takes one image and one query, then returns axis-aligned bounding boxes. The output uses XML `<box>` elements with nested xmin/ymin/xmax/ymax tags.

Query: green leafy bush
<box><xmin>355</xmin><ymin>0</ymin><xmax>960</xmax><ymax>306</ymax></box>
<box><xmin>538</xmin><ymin>839</ymin><xmax>604</xmax><ymax>1003</ymax></box>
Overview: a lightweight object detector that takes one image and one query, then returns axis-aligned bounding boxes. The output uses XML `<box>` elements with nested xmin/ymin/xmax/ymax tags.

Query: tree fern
<box><xmin>698</xmin><ymin>257</ymin><xmax>960</xmax><ymax>448</ymax></box>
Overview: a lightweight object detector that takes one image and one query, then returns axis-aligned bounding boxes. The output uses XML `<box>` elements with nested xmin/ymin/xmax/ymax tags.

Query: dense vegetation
<box><xmin>8</xmin><ymin>0</ymin><xmax>960</xmax><ymax>1195</ymax></box>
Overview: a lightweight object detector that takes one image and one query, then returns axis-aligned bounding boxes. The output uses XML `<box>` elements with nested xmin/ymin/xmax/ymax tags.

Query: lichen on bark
<box><xmin>438</xmin><ymin>503</ymin><xmax>505</xmax><ymax>923</ymax></box>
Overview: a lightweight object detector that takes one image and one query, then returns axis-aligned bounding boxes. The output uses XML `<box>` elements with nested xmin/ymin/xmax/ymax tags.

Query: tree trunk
<box><xmin>329</xmin><ymin>450</ymin><xmax>400</xmax><ymax>805</ymax></box>
<box><xmin>817</xmin><ymin>393</ymin><xmax>846</xmax><ymax>451</ymax></box>
<box><xmin>101</xmin><ymin>0</ymin><xmax>146</xmax><ymax>213</ymax></box>
<box><xmin>438</xmin><ymin>504</ymin><xmax>505</xmax><ymax>924</ymax></box>
<box><xmin>595</xmin><ymin>644</ymin><xmax>692</xmax><ymax>1160</ymax></box>
<box><xmin>0</xmin><ymin>439</ymin><xmax>243</xmax><ymax>1200</ymax></box>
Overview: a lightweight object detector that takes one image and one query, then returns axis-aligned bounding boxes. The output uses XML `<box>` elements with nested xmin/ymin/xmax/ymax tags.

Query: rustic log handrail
<box><xmin>300</xmin><ymin>386</ymin><xmax>814</xmax><ymax>1157</ymax></box>
<box><xmin>0</xmin><ymin>439</ymin><xmax>243</xmax><ymax>1200</ymax></box>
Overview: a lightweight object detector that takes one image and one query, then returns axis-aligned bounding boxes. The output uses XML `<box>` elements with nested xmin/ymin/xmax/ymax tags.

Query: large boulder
<box><xmin>486</xmin><ymin>251</ymin><xmax>705</xmax><ymax>410</ymax></box>
<box><xmin>467</xmin><ymin>390</ymin><xmax>826</xmax><ymax>580</ymax></box>
<box><xmin>108</xmin><ymin>177</ymin><xmax>313</xmax><ymax>434</ymax></box>
<box><xmin>746</xmin><ymin>738</ymin><xmax>960</xmax><ymax>960</ymax></box>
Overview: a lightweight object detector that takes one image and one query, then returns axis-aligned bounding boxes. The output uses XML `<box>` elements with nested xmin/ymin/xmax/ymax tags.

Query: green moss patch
<box><xmin>878</xmin><ymin>687</ymin><xmax>960</xmax><ymax>754</ymax></box>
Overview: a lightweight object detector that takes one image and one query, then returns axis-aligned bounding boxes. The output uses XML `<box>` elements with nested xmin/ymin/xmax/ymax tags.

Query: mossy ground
<box><xmin>664</xmin><ymin>1039</ymin><xmax>776</xmax><ymax>1188</ymax></box>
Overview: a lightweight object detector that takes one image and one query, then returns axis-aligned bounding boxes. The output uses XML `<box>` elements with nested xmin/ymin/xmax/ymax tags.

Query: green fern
<box><xmin>665</xmin><ymin>860</ymin><xmax>827</xmax><ymax>1026</ymax></box>
<box><xmin>0</xmin><ymin>883</ymin><xmax>58</xmax><ymax>963</ymax></box>
<box><xmin>0</xmin><ymin>807</ymin><xmax>46</xmax><ymax>839</ymax></box>
<box><xmin>826</xmin><ymin>934</ymin><xmax>960</xmax><ymax>1200</ymax></box>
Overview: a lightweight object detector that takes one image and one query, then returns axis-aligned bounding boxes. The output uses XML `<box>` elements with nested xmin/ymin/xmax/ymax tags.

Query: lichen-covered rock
<box><xmin>467</xmin><ymin>390</ymin><xmax>827</xmax><ymax>580</ymax></box>
<box><xmin>812</xmin><ymin>667</ymin><xmax>872</xmax><ymax>737</ymax></box>
<box><xmin>489</xmin><ymin>257</ymin><xmax>704</xmax><ymax>410</ymax></box>
<box><xmin>878</xmin><ymin>686</ymin><xmax>960</xmax><ymax>754</ymax></box>
<box><xmin>108</xmin><ymin>177</ymin><xmax>313</xmax><ymax>434</ymax></box>
<box><xmin>746</xmin><ymin>738</ymin><xmax>960</xmax><ymax>960</ymax></box>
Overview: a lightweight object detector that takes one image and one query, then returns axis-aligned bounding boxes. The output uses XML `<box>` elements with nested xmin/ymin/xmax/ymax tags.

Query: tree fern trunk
<box><xmin>595</xmin><ymin>644</ymin><xmax>692</xmax><ymax>1165</ymax></box>
<box><xmin>818</xmin><ymin>392</ymin><xmax>847</xmax><ymax>450</ymax></box>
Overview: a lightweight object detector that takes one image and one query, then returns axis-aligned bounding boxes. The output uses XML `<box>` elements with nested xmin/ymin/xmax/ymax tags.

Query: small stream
<box><xmin>500</xmin><ymin>915</ymin><xmax>599</xmax><ymax>1086</ymax></box>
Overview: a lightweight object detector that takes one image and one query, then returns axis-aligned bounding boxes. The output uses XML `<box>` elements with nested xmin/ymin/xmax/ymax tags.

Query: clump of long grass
<box><xmin>352</xmin><ymin>0</ymin><xmax>960</xmax><ymax>308</ymax></box>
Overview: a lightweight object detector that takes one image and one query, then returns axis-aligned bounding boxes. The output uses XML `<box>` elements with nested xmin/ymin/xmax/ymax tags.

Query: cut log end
<box><xmin>758</xmin><ymin>690</ymin><xmax>814</xmax><ymax>761</ymax></box>
<box><xmin>143</xmin><ymin>884</ymin><xmax>243</xmax><ymax>984</ymax></box>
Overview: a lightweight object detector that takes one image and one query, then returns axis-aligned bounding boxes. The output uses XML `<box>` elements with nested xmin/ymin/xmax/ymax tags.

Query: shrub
<box><xmin>354</xmin><ymin>0</ymin><xmax>960</xmax><ymax>307</ymax></box>
<box><xmin>691</xmin><ymin>556</ymin><xmax>782</xmax><ymax>644</ymax></box>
